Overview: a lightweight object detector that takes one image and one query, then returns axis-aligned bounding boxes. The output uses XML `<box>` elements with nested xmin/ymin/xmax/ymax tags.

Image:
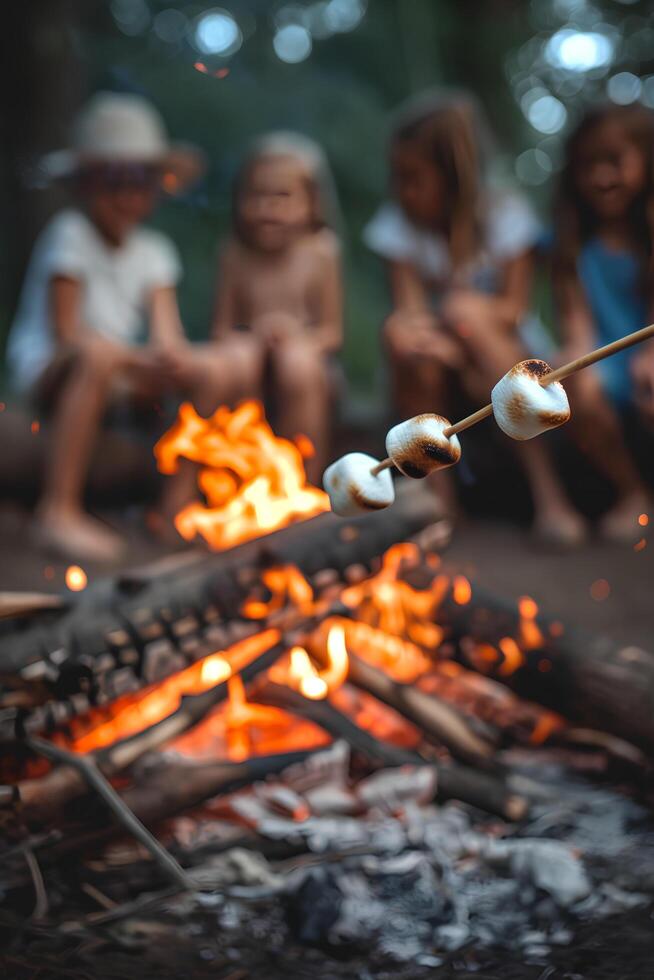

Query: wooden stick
<box><xmin>371</xmin><ymin>322</ymin><xmax>654</xmax><ymax>476</ymax></box>
<box><xmin>25</xmin><ymin>736</ymin><xmax>193</xmax><ymax>891</ymax></box>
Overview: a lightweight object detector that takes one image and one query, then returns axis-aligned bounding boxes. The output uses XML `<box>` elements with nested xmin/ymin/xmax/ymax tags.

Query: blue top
<box><xmin>577</xmin><ymin>238</ymin><xmax>647</xmax><ymax>407</ymax></box>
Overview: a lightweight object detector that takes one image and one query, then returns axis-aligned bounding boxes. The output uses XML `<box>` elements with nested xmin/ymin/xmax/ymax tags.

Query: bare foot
<box><xmin>598</xmin><ymin>492</ymin><xmax>650</xmax><ymax>545</ymax></box>
<box><xmin>33</xmin><ymin>509</ymin><xmax>125</xmax><ymax>563</ymax></box>
<box><xmin>532</xmin><ymin>507</ymin><xmax>589</xmax><ymax>550</ymax></box>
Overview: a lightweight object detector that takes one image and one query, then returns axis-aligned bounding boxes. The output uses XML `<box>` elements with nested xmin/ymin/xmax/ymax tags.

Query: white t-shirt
<box><xmin>363</xmin><ymin>189</ymin><xmax>541</xmax><ymax>297</ymax></box>
<box><xmin>7</xmin><ymin>208</ymin><xmax>181</xmax><ymax>391</ymax></box>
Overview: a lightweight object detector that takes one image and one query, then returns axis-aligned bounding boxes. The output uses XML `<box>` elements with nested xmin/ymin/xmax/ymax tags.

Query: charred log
<box><xmin>255</xmin><ymin>682</ymin><xmax>527</xmax><ymax>821</ymax></box>
<box><xmin>0</xmin><ymin>482</ymin><xmax>441</xmax><ymax>726</ymax></box>
<box><xmin>435</xmin><ymin>584</ymin><xmax>654</xmax><ymax>754</ymax></box>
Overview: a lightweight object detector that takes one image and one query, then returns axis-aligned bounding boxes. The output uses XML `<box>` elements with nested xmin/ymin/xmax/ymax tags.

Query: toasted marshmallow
<box><xmin>323</xmin><ymin>453</ymin><xmax>395</xmax><ymax>517</ymax></box>
<box><xmin>385</xmin><ymin>414</ymin><xmax>462</xmax><ymax>479</ymax></box>
<box><xmin>491</xmin><ymin>359</ymin><xmax>570</xmax><ymax>441</ymax></box>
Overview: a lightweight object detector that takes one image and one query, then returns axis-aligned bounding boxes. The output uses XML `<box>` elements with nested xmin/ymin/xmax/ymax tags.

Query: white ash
<box><xmin>172</xmin><ymin>743</ymin><xmax>654</xmax><ymax>967</ymax></box>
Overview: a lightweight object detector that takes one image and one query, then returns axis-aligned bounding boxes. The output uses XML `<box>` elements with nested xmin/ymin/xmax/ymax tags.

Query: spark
<box><xmin>65</xmin><ymin>565</ymin><xmax>88</xmax><ymax>591</ymax></box>
<box><xmin>590</xmin><ymin>578</ymin><xmax>610</xmax><ymax>602</ymax></box>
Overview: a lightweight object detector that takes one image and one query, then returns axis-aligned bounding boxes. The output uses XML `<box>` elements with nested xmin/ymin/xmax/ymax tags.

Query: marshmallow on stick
<box><xmin>386</xmin><ymin>414</ymin><xmax>462</xmax><ymax>478</ymax></box>
<box><xmin>323</xmin><ymin>452</ymin><xmax>395</xmax><ymax>517</ymax></box>
<box><xmin>491</xmin><ymin>359</ymin><xmax>570</xmax><ymax>441</ymax></box>
<box><xmin>323</xmin><ymin>323</ymin><xmax>654</xmax><ymax>516</ymax></box>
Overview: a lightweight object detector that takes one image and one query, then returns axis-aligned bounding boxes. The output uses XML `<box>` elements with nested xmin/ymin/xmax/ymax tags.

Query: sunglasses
<box><xmin>79</xmin><ymin>163</ymin><xmax>162</xmax><ymax>192</ymax></box>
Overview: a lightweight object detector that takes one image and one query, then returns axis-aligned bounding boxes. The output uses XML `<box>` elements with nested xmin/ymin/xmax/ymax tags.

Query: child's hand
<box><xmin>442</xmin><ymin>290</ymin><xmax>496</xmax><ymax>333</ymax></box>
<box><xmin>631</xmin><ymin>348</ymin><xmax>654</xmax><ymax>425</ymax></box>
<box><xmin>384</xmin><ymin>310</ymin><xmax>437</xmax><ymax>356</ymax></box>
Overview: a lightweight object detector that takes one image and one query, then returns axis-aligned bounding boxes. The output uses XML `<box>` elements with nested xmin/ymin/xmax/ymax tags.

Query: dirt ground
<box><xmin>0</xmin><ymin>502</ymin><xmax>651</xmax><ymax>651</ymax></box>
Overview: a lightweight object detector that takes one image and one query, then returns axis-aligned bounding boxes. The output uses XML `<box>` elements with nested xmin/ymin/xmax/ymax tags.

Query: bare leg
<box><xmin>454</xmin><ymin>315</ymin><xmax>587</xmax><ymax>543</ymax></box>
<box><xmin>269</xmin><ymin>338</ymin><xmax>330</xmax><ymax>485</ymax></box>
<box><xmin>566</xmin><ymin>370</ymin><xmax>649</xmax><ymax>541</ymax></box>
<box><xmin>35</xmin><ymin>342</ymin><xmax>129</xmax><ymax>561</ymax></box>
<box><xmin>385</xmin><ymin>322</ymin><xmax>459</xmax><ymax>517</ymax></box>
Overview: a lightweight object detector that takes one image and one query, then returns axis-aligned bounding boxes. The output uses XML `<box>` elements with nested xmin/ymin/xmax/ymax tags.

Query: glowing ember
<box><xmin>65</xmin><ymin>565</ymin><xmax>87</xmax><ymax>592</ymax></box>
<box><xmin>529</xmin><ymin>711</ymin><xmax>563</xmax><ymax>745</ymax></box>
<box><xmin>638</xmin><ymin>513</ymin><xmax>649</xmax><ymax>527</ymax></box>
<box><xmin>498</xmin><ymin>636</ymin><xmax>524</xmax><ymax>676</ymax></box>
<box><xmin>154</xmin><ymin>401</ymin><xmax>328</xmax><ymax>550</ymax></box>
<box><xmin>590</xmin><ymin>578</ymin><xmax>610</xmax><ymax>602</ymax></box>
<box><xmin>518</xmin><ymin>595</ymin><xmax>545</xmax><ymax>650</ymax></box>
<box><xmin>634</xmin><ymin>537</ymin><xmax>647</xmax><ymax>552</ymax></box>
<box><xmin>452</xmin><ymin>575</ymin><xmax>472</xmax><ymax>605</ymax></box>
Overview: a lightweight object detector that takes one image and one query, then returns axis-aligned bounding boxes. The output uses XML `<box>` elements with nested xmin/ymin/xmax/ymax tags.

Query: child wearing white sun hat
<box><xmin>7</xmin><ymin>92</ymin><xmax>212</xmax><ymax>563</ymax></box>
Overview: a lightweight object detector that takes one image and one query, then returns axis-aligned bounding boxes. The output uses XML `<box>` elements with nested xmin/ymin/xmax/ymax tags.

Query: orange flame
<box><xmin>242</xmin><ymin>565</ymin><xmax>315</xmax><ymax>620</ymax></box>
<box><xmin>154</xmin><ymin>401</ymin><xmax>328</xmax><ymax>550</ymax></box>
<box><xmin>63</xmin><ymin>629</ymin><xmax>279</xmax><ymax>753</ymax></box>
<box><xmin>342</xmin><ymin>544</ymin><xmax>446</xmax><ymax>650</ymax></box>
<box><xmin>452</xmin><ymin>575</ymin><xmax>472</xmax><ymax>605</ymax></box>
<box><xmin>271</xmin><ymin>624</ymin><xmax>350</xmax><ymax>700</ymax></box>
<box><xmin>338</xmin><ymin>618</ymin><xmax>431</xmax><ymax>682</ymax></box>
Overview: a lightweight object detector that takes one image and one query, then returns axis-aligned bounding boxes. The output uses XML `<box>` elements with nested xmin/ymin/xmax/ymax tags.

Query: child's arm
<box><xmin>554</xmin><ymin>276</ymin><xmax>597</xmax><ymax>361</ymax></box>
<box><xmin>50</xmin><ymin>276</ymin><xmax>87</xmax><ymax>344</ymax></box>
<box><xmin>148</xmin><ymin>286</ymin><xmax>187</xmax><ymax>349</ymax></box>
<box><xmin>388</xmin><ymin>260</ymin><xmax>432</xmax><ymax>314</ymax></box>
<box><xmin>385</xmin><ymin>260</ymin><xmax>463</xmax><ymax>366</ymax></box>
<box><xmin>442</xmin><ymin>251</ymin><xmax>535</xmax><ymax>335</ymax></box>
<box><xmin>211</xmin><ymin>243</ymin><xmax>242</xmax><ymax>340</ymax></box>
<box><xmin>310</xmin><ymin>234</ymin><xmax>343</xmax><ymax>354</ymax></box>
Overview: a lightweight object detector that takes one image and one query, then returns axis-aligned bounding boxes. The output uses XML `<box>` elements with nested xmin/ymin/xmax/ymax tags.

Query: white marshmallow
<box><xmin>385</xmin><ymin>414</ymin><xmax>462</xmax><ymax>479</ymax></box>
<box><xmin>491</xmin><ymin>359</ymin><xmax>570</xmax><ymax>441</ymax></box>
<box><xmin>323</xmin><ymin>453</ymin><xmax>395</xmax><ymax>517</ymax></box>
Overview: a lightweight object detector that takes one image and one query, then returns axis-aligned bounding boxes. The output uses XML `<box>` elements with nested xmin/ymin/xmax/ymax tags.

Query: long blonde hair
<box><xmin>390</xmin><ymin>90</ymin><xmax>493</xmax><ymax>268</ymax></box>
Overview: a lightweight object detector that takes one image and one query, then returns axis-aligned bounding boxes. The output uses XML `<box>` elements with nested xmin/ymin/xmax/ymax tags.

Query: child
<box><xmin>6</xmin><ymin>92</ymin><xmax>209</xmax><ymax>562</ymax></box>
<box><xmin>552</xmin><ymin>102</ymin><xmax>653</xmax><ymax>542</ymax></box>
<box><xmin>364</xmin><ymin>89</ymin><xmax>586</xmax><ymax>545</ymax></box>
<box><xmin>209</xmin><ymin>132</ymin><xmax>343</xmax><ymax>483</ymax></box>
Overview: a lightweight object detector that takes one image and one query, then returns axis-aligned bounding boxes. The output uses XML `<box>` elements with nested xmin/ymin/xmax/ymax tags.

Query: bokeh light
<box><xmin>273</xmin><ymin>24</ymin><xmax>313</xmax><ymax>63</ymax></box>
<box><xmin>515</xmin><ymin>147</ymin><xmax>553</xmax><ymax>185</ymax></box>
<box><xmin>526</xmin><ymin>94</ymin><xmax>567</xmax><ymax>134</ymax></box>
<box><xmin>324</xmin><ymin>0</ymin><xmax>367</xmax><ymax>33</ymax></box>
<box><xmin>607</xmin><ymin>71</ymin><xmax>642</xmax><ymax>104</ymax></box>
<box><xmin>111</xmin><ymin>0</ymin><xmax>150</xmax><ymax>36</ymax></box>
<box><xmin>194</xmin><ymin>9</ymin><xmax>242</xmax><ymax>56</ymax></box>
<box><xmin>153</xmin><ymin>8</ymin><xmax>188</xmax><ymax>44</ymax></box>
<box><xmin>545</xmin><ymin>30</ymin><xmax>614</xmax><ymax>73</ymax></box>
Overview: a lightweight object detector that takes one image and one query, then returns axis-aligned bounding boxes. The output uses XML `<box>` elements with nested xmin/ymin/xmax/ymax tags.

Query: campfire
<box><xmin>2</xmin><ymin>403</ymin><xmax>654</xmax><ymax>978</ymax></box>
<box><xmin>154</xmin><ymin>400</ymin><xmax>328</xmax><ymax>549</ymax></box>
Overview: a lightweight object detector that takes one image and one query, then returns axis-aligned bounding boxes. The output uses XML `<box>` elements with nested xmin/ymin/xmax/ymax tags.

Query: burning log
<box><xmin>255</xmin><ymin>681</ymin><xmax>527</xmax><ymax>821</ymax></box>
<box><xmin>0</xmin><ymin>481</ymin><xmax>442</xmax><ymax>728</ymax></box>
<box><xmin>307</xmin><ymin>628</ymin><xmax>496</xmax><ymax>768</ymax></box>
<box><xmin>435</xmin><ymin>584</ymin><xmax>654</xmax><ymax>754</ymax></box>
<box><xmin>8</xmin><ymin>633</ymin><xmax>286</xmax><ymax>827</ymax></box>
